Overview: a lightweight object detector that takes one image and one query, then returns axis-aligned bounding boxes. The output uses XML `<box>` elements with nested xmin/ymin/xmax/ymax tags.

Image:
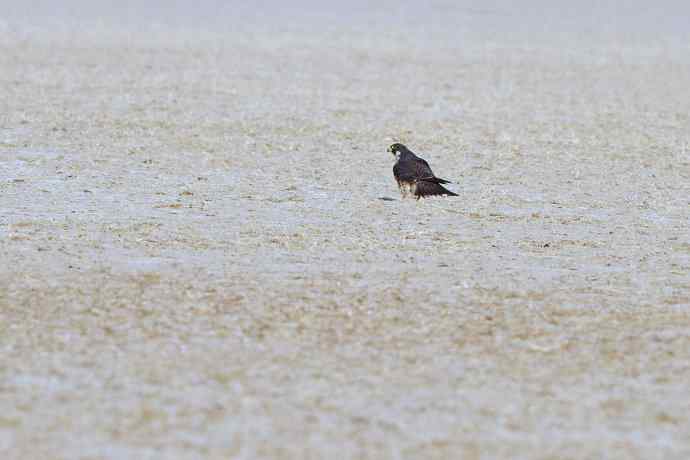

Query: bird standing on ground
<box><xmin>388</xmin><ymin>143</ymin><xmax>458</xmax><ymax>200</ymax></box>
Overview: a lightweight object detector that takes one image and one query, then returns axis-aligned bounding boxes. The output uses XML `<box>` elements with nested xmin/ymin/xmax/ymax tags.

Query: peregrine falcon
<box><xmin>388</xmin><ymin>143</ymin><xmax>458</xmax><ymax>199</ymax></box>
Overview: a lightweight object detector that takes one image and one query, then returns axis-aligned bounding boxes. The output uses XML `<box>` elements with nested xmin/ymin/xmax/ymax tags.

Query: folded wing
<box><xmin>415</xmin><ymin>180</ymin><xmax>458</xmax><ymax>198</ymax></box>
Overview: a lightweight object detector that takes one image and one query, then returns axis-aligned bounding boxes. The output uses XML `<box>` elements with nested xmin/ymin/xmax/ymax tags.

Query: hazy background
<box><xmin>1</xmin><ymin>1</ymin><xmax>690</xmax><ymax>459</ymax></box>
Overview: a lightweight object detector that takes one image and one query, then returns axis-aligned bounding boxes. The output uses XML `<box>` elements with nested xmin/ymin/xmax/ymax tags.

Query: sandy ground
<box><xmin>1</xmin><ymin>1</ymin><xmax>690</xmax><ymax>459</ymax></box>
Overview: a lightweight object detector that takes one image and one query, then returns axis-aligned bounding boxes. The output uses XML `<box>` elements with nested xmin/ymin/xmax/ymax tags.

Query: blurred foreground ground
<box><xmin>1</xmin><ymin>1</ymin><xmax>690</xmax><ymax>458</ymax></box>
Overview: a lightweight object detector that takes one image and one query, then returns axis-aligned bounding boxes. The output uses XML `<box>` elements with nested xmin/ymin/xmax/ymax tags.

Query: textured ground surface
<box><xmin>2</xmin><ymin>1</ymin><xmax>690</xmax><ymax>459</ymax></box>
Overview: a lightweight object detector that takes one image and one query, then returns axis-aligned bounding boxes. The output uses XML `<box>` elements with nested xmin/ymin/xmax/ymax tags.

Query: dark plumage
<box><xmin>388</xmin><ymin>143</ymin><xmax>458</xmax><ymax>199</ymax></box>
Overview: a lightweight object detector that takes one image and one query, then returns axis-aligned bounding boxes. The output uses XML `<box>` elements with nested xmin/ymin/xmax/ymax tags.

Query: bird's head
<box><xmin>387</xmin><ymin>143</ymin><xmax>406</xmax><ymax>159</ymax></box>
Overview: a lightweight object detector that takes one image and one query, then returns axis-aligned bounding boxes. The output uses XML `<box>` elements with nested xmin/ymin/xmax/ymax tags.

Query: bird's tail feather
<box><xmin>415</xmin><ymin>181</ymin><xmax>458</xmax><ymax>198</ymax></box>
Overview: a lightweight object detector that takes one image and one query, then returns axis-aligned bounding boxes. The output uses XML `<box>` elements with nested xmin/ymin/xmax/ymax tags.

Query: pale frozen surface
<box><xmin>1</xmin><ymin>1</ymin><xmax>690</xmax><ymax>459</ymax></box>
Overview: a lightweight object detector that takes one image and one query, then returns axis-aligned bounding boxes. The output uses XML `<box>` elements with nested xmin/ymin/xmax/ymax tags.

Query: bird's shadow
<box><xmin>377</xmin><ymin>196</ymin><xmax>397</xmax><ymax>201</ymax></box>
